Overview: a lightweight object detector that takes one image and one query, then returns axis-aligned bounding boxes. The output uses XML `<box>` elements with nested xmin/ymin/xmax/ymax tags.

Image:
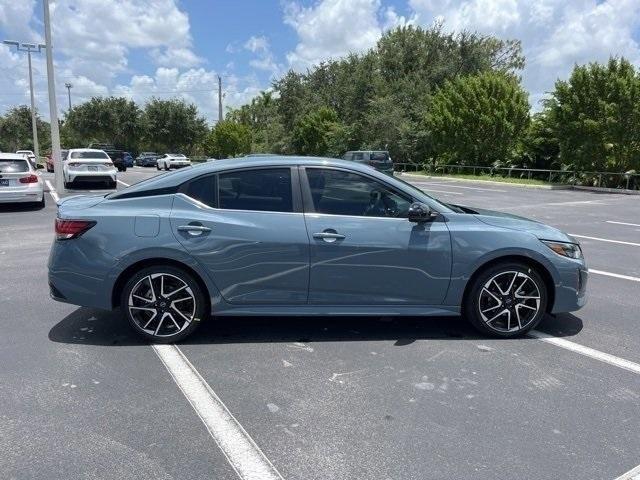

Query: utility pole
<box><xmin>3</xmin><ymin>40</ymin><xmax>45</xmax><ymax>161</ymax></box>
<box><xmin>218</xmin><ymin>75</ymin><xmax>223</xmax><ymax>123</ymax></box>
<box><xmin>43</xmin><ymin>0</ymin><xmax>64</xmax><ymax>192</ymax></box>
<box><xmin>65</xmin><ymin>82</ymin><xmax>72</xmax><ymax>110</ymax></box>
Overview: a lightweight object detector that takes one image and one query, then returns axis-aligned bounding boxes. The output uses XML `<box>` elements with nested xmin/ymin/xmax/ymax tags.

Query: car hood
<box><xmin>461</xmin><ymin>206</ymin><xmax>575</xmax><ymax>243</ymax></box>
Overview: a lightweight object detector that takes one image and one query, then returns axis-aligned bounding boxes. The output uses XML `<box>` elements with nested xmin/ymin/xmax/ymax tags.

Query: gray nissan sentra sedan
<box><xmin>48</xmin><ymin>156</ymin><xmax>588</xmax><ymax>342</ymax></box>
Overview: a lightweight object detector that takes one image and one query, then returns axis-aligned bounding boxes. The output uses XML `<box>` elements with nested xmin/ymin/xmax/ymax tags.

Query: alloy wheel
<box><xmin>477</xmin><ymin>270</ymin><xmax>541</xmax><ymax>333</ymax></box>
<box><xmin>128</xmin><ymin>273</ymin><xmax>196</xmax><ymax>338</ymax></box>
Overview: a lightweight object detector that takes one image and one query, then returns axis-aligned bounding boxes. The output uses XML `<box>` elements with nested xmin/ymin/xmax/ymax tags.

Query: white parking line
<box><xmin>153</xmin><ymin>344</ymin><xmax>284</xmax><ymax>480</ymax></box>
<box><xmin>616</xmin><ymin>463</ymin><xmax>640</xmax><ymax>480</ymax></box>
<box><xmin>589</xmin><ymin>269</ymin><xmax>640</xmax><ymax>283</ymax></box>
<box><xmin>44</xmin><ymin>180</ymin><xmax>59</xmax><ymax>202</ymax></box>
<box><xmin>116</xmin><ymin>179</ymin><xmax>130</xmax><ymax>187</ymax></box>
<box><xmin>570</xmin><ymin>234</ymin><xmax>640</xmax><ymax>247</ymax></box>
<box><xmin>607</xmin><ymin>221</ymin><xmax>640</xmax><ymax>228</ymax></box>
<box><xmin>418</xmin><ymin>187</ymin><xmax>464</xmax><ymax>195</ymax></box>
<box><xmin>415</xmin><ymin>182</ymin><xmax>506</xmax><ymax>192</ymax></box>
<box><xmin>530</xmin><ymin>331</ymin><xmax>640</xmax><ymax>375</ymax></box>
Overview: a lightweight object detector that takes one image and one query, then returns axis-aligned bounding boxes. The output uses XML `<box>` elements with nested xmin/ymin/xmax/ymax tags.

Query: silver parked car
<box><xmin>0</xmin><ymin>153</ymin><xmax>45</xmax><ymax>207</ymax></box>
<box><xmin>48</xmin><ymin>156</ymin><xmax>587</xmax><ymax>343</ymax></box>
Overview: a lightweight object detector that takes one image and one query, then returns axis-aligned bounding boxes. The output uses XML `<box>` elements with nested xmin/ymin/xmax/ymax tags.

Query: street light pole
<box><xmin>43</xmin><ymin>0</ymin><xmax>64</xmax><ymax>192</ymax></box>
<box><xmin>65</xmin><ymin>82</ymin><xmax>72</xmax><ymax>110</ymax></box>
<box><xmin>3</xmin><ymin>40</ymin><xmax>43</xmax><ymax>161</ymax></box>
<box><xmin>218</xmin><ymin>75</ymin><xmax>223</xmax><ymax>123</ymax></box>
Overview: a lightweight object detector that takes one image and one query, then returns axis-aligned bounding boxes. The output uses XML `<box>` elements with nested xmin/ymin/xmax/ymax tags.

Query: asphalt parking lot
<box><xmin>1</xmin><ymin>166</ymin><xmax>639</xmax><ymax>480</ymax></box>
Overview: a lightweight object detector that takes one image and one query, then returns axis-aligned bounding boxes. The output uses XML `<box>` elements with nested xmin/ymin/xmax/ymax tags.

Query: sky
<box><xmin>0</xmin><ymin>0</ymin><xmax>639</xmax><ymax>124</ymax></box>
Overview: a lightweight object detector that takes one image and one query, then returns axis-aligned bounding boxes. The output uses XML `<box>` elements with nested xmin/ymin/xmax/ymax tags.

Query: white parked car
<box><xmin>63</xmin><ymin>149</ymin><xmax>117</xmax><ymax>189</ymax></box>
<box><xmin>16</xmin><ymin>150</ymin><xmax>37</xmax><ymax>166</ymax></box>
<box><xmin>156</xmin><ymin>153</ymin><xmax>191</xmax><ymax>171</ymax></box>
<box><xmin>0</xmin><ymin>153</ymin><xmax>44</xmax><ymax>207</ymax></box>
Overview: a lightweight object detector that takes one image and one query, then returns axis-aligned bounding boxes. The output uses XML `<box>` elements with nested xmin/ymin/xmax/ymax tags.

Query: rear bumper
<box><xmin>0</xmin><ymin>187</ymin><xmax>44</xmax><ymax>203</ymax></box>
<box><xmin>66</xmin><ymin>170</ymin><xmax>117</xmax><ymax>183</ymax></box>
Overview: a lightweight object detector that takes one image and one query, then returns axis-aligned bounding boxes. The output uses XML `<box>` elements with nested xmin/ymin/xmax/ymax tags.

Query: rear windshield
<box><xmin>70</xmin><ymin>151</ymin><xmax>109</xmax><ymax>159</ymax></box>
<box><xmin>0</xmin><ymin>159</ymin><xmax>29</xmax><ymax>172</ymax></box>
<box><xmin>371</xmin><ymin>152</ymin><xmax>390</xmax><ymax>161</ymax></box>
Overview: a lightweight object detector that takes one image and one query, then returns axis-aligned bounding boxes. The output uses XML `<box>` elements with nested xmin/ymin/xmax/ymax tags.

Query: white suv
<box><xmin>63</xmin><ymin>149</ymin><xmax>117</xmax><ymax>189</ymax></box>
<box><xmin>156</xmin><ymin>153</ymin><xmax>191</xmax><ymax>171</ymax></box>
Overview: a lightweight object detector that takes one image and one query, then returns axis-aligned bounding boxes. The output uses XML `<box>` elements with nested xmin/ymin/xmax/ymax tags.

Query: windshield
<box><xmin>0</xmin><ymin>159</ymin><xmax>29</xmax><ymax>172</ymax></box>
<box><xmin>70</xmin><ymin>151</ymin><xmax>109</xmax><ymax>159</ymax></box>
<box><xmin>392</xmin><ymin>175</ymin><xmax>450</xmax><ymax>210</ymax></box>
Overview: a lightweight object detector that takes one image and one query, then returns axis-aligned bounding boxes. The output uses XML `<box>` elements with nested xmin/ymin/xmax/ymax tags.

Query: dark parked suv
<box><xmin>342</xmin><ymin>151</ymin><xmax>393</xmax><ymax>175</ymax></box>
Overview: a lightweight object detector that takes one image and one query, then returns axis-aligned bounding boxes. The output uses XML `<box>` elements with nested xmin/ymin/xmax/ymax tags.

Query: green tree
<box><xmin>204</xmin><ymin>121</ymin><xmax>252</xmax><ymax>158</ymax></box>
<box><xmin>517</xmin><ymin>111</ymin><xmax>560</xmax><ymax>169</ymax></box>
<box><xmin>142</xmin><ymin>98</ymin><xmax>208</xmax><ymax>154</ymax></box>
<box><xmin>64</xmin><ymin>97</ymin><xmax>141</xmax><ymax>149</ymax></box>
<box><xmin>0</xmin><ymin>105</ymin><xmax>50</xmax><ymax>153</ymax></box>
<box><xmin>546</xmin><ymin>57</ymin><xmax>640</xmax><ymax>172</ymax></box>
<box><xmin>291</xmin><ymin>107</ymin><xmax>347</xmax><ymax>157</ymax></box>
<box><xmin>425</xmin><ymin>71</ymin><xmax>530</xmax><ymax>166</ymax></box>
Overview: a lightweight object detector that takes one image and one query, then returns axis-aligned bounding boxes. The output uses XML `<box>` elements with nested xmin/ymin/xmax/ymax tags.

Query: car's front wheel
<box><xmin>121</xmin><ymin>265</ymin><xmax>206</xmax><ymax>343</ymax></box>
<box><xmin>464</xmin><ymin>262</ymin><xmax>547</xmax><ymax>338</ymax></box>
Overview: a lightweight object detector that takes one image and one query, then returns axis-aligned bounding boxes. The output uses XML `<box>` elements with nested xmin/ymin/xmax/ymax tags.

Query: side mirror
<box><xmin>408</xmin><ymin>202</ymin><xmax>436</xmax><ymax>223</ymax></box>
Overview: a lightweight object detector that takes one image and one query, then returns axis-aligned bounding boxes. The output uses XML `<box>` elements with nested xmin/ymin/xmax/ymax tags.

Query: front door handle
<box><xmin>177</xmin><ymin>224</ymin><xmax>211</xmax><ymax>236</ymax></box>
<box><xmin>313</xmin><ymin>231</ymin><xmax>346</xmax><ymax>243</ymax></box>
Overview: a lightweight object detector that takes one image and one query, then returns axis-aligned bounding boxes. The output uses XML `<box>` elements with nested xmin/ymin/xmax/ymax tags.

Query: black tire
<box><xmin>164</xmin><ymin>164</ymin><xmax>170</xmax><ymax>171</ymax></box>
<box><xmin>120</xmin><ymin>265</ymin><xmax>207</xmax><ymax>343</ymax></box>
<box><xmin>34</xmin><ymin>195</ymin><xmax>45</xmax><ymax>209</ymax></box>
<box><xmin>108</xmin><ymin>180</ymin><xmax>117</xmax><ymax>189</ymax></box>
<box><xmin>156</xmin><ymin>164</ymin><xmax>161</xmax><ymax>171</ymax></box>
<box><xmin>464</xmin><ymin>262</ymin><xmax>548</xmax><ymax>338</ymax></box>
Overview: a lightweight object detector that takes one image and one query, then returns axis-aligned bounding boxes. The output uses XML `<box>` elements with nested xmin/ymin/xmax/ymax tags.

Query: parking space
<box><xmin>2</xmin><ymin>168</ymin><xmax>639</xmax><ymax>479</ymax></box>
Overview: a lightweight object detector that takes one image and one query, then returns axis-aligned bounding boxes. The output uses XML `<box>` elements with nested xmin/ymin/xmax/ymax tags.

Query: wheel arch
<box><xmin>111</xmin><ymin>257</ymin><xmax>211</xmax><ymax>315</ymax></box>
<box><xmin>462</xmin><ymin>255</ymin><xmax>556</xmax><ymax>314</ymax></box>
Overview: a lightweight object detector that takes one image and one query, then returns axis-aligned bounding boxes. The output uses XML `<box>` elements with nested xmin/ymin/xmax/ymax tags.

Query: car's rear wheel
<box><xmin>164</xmin><ymin>164</ymin><xmax>170</xmax><ymax>171</ymax></box>
<box><xmin>156</xmin><ymin>164</ymin><xmax>161</xmax><ymax>170</ymax></box>
<box><xmin>121</xmin><ymin>265</ymin><xmax>206</xmax><ymax>343</ymax></box>
<box><xmin>464</xmin><ymin>262</ymin><xmax>547</xmax><ymax>338</ymax></box>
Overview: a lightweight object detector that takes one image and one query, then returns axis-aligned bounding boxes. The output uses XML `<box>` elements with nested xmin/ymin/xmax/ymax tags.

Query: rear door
<box><xmin>301</xmin><ymin>166</ymin><xmax>452</xmax><ymax>305</ymax></box>
<box><xmin>170</xmin><ymin>167</ymin><xmax>310</xmax><ymax>305</ymax></box>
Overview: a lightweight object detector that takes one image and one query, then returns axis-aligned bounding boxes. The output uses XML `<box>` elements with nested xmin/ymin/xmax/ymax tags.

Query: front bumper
<box><xmin>550</xmin><ymin>262</ymin><xmax>588</xmax><ymax>314</ymax></box>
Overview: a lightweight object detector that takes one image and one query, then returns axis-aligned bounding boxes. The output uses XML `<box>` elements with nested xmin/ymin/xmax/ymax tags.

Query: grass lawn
<box><xmin>409</xmin><ymin>171</ymin><xmax>556</xmax><ymax>186</ymax></box>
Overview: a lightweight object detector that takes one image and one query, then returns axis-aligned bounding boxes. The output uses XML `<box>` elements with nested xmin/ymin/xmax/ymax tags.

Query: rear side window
<box><xmin>371</xmin><ymin>152</ymin><xmax>390</xmax><ymax>161</ymax></box>
<box><xmin>0</xmin><ymin>159</ymin><xmax>29</xmax><ymax>172</ymax></box>
<box><xmin>352</xmin><ymin>153</ymin><xmax>364</xmax><ymax>161</ymax></box>
<box><xmin>183</xmin><ymin>175</ymin><xmax>216</xmax><ymax>207</ymax></box>
<box><xmin>218</xmin><ymin>168</ymin><xmax>292</xmax><ymax>212</ymax></box>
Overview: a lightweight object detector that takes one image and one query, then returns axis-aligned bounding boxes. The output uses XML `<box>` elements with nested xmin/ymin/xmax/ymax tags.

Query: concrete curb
<box><xmin>572</xmin><ymin>185</ymin><xmax>640</xmax><ymax>196</ymax></box>
<box><xmin>395</xmin><ymin>172</ymin><xmax>572</xmax><ymax>190</ymax></box>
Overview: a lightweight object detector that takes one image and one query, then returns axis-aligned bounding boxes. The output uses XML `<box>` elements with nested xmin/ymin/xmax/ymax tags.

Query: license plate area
<box><xmin>87</xmin><ymin>166</ymin><xmax>98</xmax><ymax>172</ymax></box>
<box><xmin>0</xmin><ymin>179</ymin><xmax>10</xmax><ymax>186</ymax></box>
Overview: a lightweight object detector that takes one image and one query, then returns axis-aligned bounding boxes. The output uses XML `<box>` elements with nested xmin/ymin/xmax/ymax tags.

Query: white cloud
<box><xmin>283</xmin><ymin>0</ymin><xmax>384</xmax><ymax>69</ymax></box>
<box><xmin>243</xmin><ymin>35</ymin><xmax>282</xmax><ymax>76</ymax></box>
<box><xmin>409</xmin><ymin>0</ymin><xmax>640</xmax><ymax>108</ymax></box>
<box><xmin>112</xmin><ymin>67</ymin><xmax>263</xmax><ymax>123</ymax></box>
<box><xmin>150</xmin><ymin>47</ymin><xmax>203</xmax><ymax>68</ymax></box>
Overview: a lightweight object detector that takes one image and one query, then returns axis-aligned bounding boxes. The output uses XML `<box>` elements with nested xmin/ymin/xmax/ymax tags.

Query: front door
<box><xmin>170</xmin><ymin>167</ymin><xmax>309</xmax><ymax>305</ymax></box>
<box><xmin>301</xmin><ymin>167</ymin><xmax>452</xmax><ymax>305</ymax></box>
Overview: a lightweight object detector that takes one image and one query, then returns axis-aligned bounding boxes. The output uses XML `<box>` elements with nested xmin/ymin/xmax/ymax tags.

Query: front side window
<box><xmin>352</xmin><ymin>152</ymin><xmax>364</xmax><ymax>161</ymax></box>
<box><xmin>218</xmin><ymin>168</ymin><xmax>293</xmax><ymax>212</ymax></box>
<box><xmin>305</xmin><ymin>168</ymin><xmax>411</xmax><ymax>218</ymax></box>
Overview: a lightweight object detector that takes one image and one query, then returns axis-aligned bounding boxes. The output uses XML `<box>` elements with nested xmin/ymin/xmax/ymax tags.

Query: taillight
<box><xmin>19</xmin><ymin>174</ymin><xmax>39</xmax><ymax>183</ymax></box>
<box><xmin>55</xmin><ymin>218</ymin><xmax>96</xmax><ymax>240</ymax></box>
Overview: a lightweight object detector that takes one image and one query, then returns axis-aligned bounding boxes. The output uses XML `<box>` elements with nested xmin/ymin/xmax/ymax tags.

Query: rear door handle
<box><xmin>313</xmin><ymin>231</ymin><xmax>346</xmax><ymax>242</ymax></box>
<box><xmin>177</xmin><ymin>225</ymin><xmax>211</xmax><ymax>236</ymax></box>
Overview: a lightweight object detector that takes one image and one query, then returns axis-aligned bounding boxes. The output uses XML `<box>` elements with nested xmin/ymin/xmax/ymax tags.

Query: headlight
<box><xmin>541</xmin><ymin>240</ymin><xmax>583</xmax><ymax>259</ymax></box>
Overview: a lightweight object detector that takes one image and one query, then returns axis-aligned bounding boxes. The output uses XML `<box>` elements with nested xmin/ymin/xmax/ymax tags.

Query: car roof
<box><xmin>1</xmin><ymin>152</ymin><xmax>32</xmax><ymax>160</ymax></box>
<box><xmin>68</xmin><ymin>148</ymin><xmax>106</xmax><ymax>153</ymax></box>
